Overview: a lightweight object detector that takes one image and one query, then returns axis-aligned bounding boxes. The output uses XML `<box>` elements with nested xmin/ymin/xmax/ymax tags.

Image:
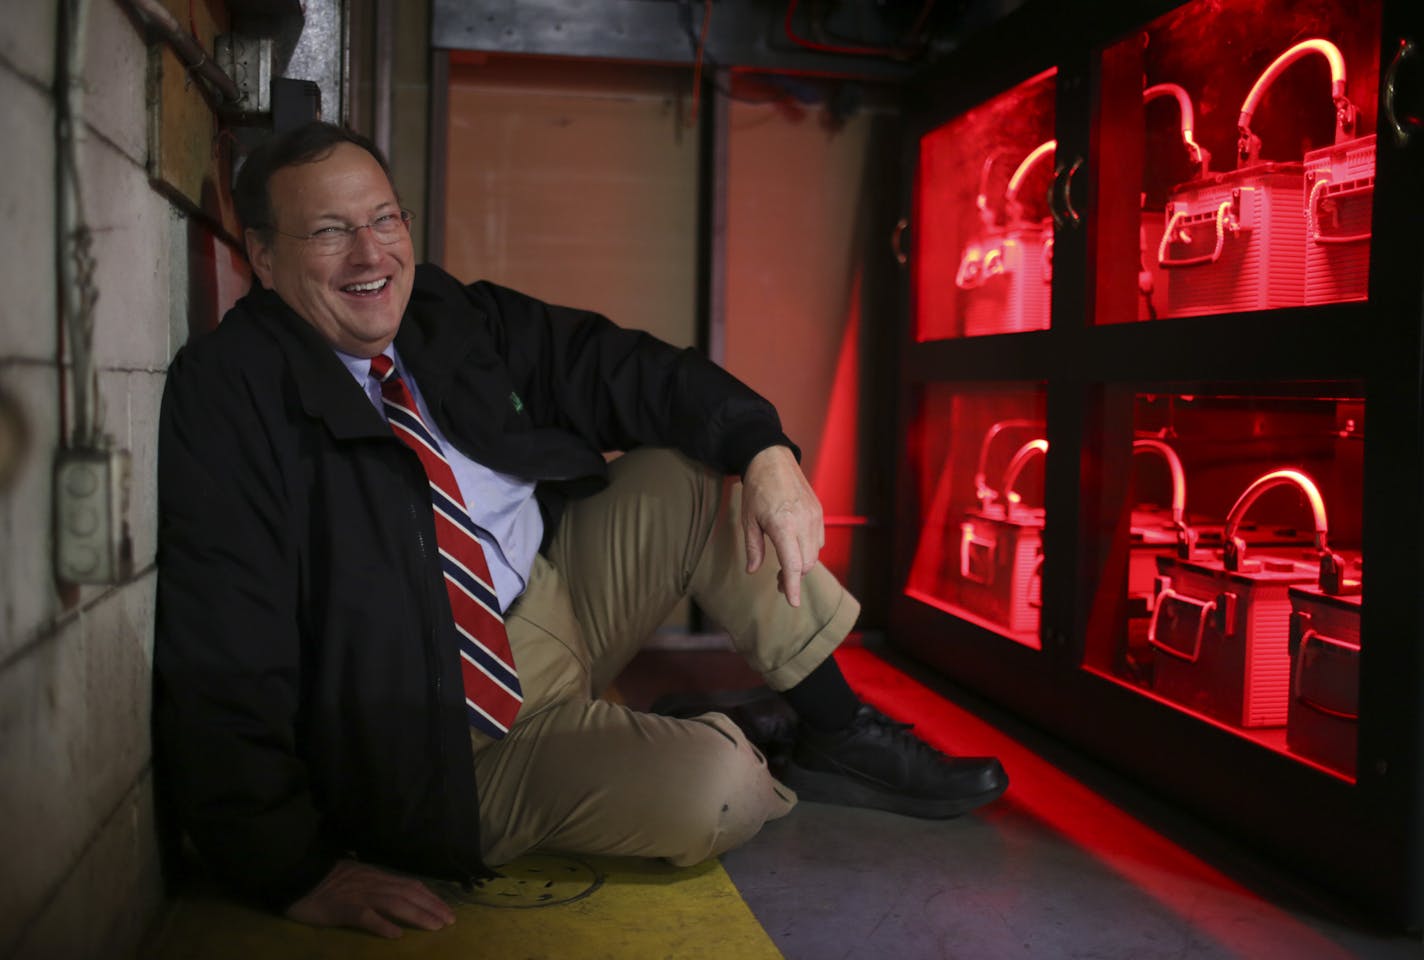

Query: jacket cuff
<box><xmin>725</xmin><ymin>429</ymin><xmax>800</xmax><ymax>478</ymax></box>
<box><xmin>265</xmin><ymin>850</ymin><xmax>340</xmax><ymax>913</ymax></box>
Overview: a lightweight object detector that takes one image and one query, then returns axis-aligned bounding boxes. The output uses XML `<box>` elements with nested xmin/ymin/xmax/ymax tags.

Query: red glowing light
<box><xmin>835</xmin><ymin>646</ymin><xmax>1363</xmax><ymax>958</ymax></box>
<box><xmin>810</xmin><ymin>267</ymin><xmax>864</xmax><ymax>580</ymax></box>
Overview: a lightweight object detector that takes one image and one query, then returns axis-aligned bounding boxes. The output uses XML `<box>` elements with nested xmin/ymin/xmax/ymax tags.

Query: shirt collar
<box><xmin>333</xmin><ymin>345</ymin><xmax>399</xmax><ymax>390</ymax></box>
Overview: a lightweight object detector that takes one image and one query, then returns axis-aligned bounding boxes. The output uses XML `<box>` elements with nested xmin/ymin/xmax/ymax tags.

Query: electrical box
<box><xmin>215</xmin><ymin>34</ymin><xmax>273</xmax><ymax>114</ymax></box>
<box><xmin>54</xmin><ymin>447</ymin><xmax>133</xmax><ymax>584</ymax></box>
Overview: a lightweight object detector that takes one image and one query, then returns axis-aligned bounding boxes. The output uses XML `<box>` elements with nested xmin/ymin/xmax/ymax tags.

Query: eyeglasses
<box><xmin>268</xmin><ymin>209</ymin><xmax>415</xmax><ymax>256</ymax></box>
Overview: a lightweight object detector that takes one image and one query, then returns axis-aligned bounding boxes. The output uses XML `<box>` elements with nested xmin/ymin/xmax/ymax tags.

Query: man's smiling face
<box><xmin>246</xmin><ymin>142</ymin><xmax>414</xmax><ymax>357</ymax></box>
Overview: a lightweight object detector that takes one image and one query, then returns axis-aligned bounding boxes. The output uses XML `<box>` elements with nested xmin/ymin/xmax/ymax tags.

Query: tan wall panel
<box><xmin>443</xmin><ymin>60</ymin><xmax>697</xmax><ymax>631</ymax></box>
<box><xmin>723</xmin><ymin>96</ymin><xmax>897</xmax><ymax>591</ymax></box>
<box><xmin>444</xmin><ymin>61</ymin><xmax>697</xmax><ymax>349</ymax></box>
<box><xmin>724</xmin><ymin>102</ymin><xmax>879</xmax><ymax>500</ymax></box>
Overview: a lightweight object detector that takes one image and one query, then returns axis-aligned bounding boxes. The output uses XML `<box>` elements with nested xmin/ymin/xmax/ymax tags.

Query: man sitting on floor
<box><xmin>154</xmin><ymin>121</ymin><xmax>1008</xmax><ymax>939</ymax></box>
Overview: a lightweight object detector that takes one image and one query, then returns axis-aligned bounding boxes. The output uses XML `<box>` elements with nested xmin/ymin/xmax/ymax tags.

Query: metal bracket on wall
<box><xmin>215</xmin><ymin>34</ymin><xmax>274</xmax><ymax>114</ymax></box>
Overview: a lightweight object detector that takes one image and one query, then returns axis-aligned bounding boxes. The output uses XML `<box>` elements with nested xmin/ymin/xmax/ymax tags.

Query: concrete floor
<box><xmin>622</xmin><ymin>644</ymin><xmax>1422</xmax><ymax>960</ymax></box>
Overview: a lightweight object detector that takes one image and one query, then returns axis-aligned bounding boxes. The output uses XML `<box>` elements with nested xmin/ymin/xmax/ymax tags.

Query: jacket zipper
<box><xmin>404</xmin><ymin>461</ymin><xmax>482</xmax><ymax>887</ymax></box>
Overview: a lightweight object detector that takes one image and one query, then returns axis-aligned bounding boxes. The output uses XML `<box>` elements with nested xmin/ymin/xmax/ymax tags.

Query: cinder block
<box><xmin>0</xmin><ymin>365</ymin><xmax>61</xmax><ymax>662</ymax></box>
<box><xmin>9</xmin><ymin>774</ymin><xmax>163</xmax><ymax>960</ymax></box>
<box><xmin>124</xmin><ymin>370</ymin><xmax>164</xmax><ymax>569</ymax></box>
<box><xmin>79</xmin><ymin>574</ymin><xmax>157</xmax><ymax>821</ymax></box>
<box><xmin>167</xmin><ymin>212</ymin><xmax>191</xmax><ymax>356</ymax></box>
<box><xmin>93</xmin><ymin>368</ymin><xmax>161</xmax><ymax>570</ymax></box>
<box><xmin>0</xmin><ymin>573</ymin><xmax>159</xmax><ymax>956</ymax></box>
<box><xmin>85</xmin><ymin>139</ymin><xmax>173</xmax><ymax>371</ymax></box>
<box><xmin>0</xmin><ymin>618</ymin><xmax>89</xmax><ymax>953</ymax></box>
<box><xmin>0</xmin><ymin>75</ymin><xmax>57</xmax><ymax>362</ymax></box>
<box><xmin>0</xmin><ymin>3</ymin><xmax>55</xmax><ymax>90</ymax></box>
<box><xmin>80</xmin><ymin>0</ymin><xmax>147</xmax><ymax>166</ymax></box>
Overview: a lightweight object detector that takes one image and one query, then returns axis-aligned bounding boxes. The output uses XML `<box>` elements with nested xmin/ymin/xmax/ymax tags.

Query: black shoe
<box><xmin>649</xmin><ymin>687</ymin><xmax>799</xmax><ymax>761</ymax></box>
<box><xmin>783</xmin><ymin>705</ymin><xmax>1008</xmax><ymax>819</ymax></box>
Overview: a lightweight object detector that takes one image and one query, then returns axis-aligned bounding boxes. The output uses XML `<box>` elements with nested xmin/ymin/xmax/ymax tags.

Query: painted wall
<box><xmin>0</xmin><ymin>4</ymin><xmax>245</xmax><ymax>956</ymax></box>
<box><xmin>442</xmin><ymin>57</ymin><xmax>699</xmax><ymax>351</ymax></box>
<box><xmin>440</xmin><ymin>57</ymin><xmax>702</xmax><ymax>633</ymax></box>
<box><xmin>723</xmin><ymin>88</ymin><xmax>900</xmax><ymax>611</ymax></box>
<box><xmin>440</xmin><ymin>61</ymin><xmax>899</xmax><ymax>622</ymax></box>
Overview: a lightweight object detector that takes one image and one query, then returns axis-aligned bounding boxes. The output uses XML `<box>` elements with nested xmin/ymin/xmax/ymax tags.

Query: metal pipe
<box><xmin>122</xmin><ymin>0</ymin><xmax>241</xmax><ymax>104</ymax></box>
<box><xmin>1005</xmin><ymin>140</ymin><xmax>1055</xmax><ymax>208</ymax></box>
<box><xmin>973</xmin><ymin>419</ymin><xmax>1044</xmax><ymax>510</ymax></box>
<box><xmin>1238</xmin><ymin>38</ymin><xmax>1347</xmax><ymax>131</ymax></box>
<box><xmin>1143</xmin><ymin>82</ymin><xmax>1207</xmax><ymax>172</ymax></box>
<box><xmin>1218</xmin><ymin>464</ymin><xmax>1327</xmax><ymax>549</ymax></box>
<box><xmin>1002</xmin><ymin>439</ymin><xmax>1049</xmax><ymax>520</ymax></box>
<box><xmin>373</xmin><ymin>0</ymin><xmax>394</xmax><ymax>157</ymax></box>
<box><xmin>57</xmin><ymin>0</ymin><xmax>98</xmax><ymax>447</ymax></box>
<box><xmin>1237</xmin><ymin>38</ymin><xmax>1354</xmax><ymax>159</ymax></box>
<box><xmin>1131</xmin><ymin>438</ymin><xmax>1187</xmax><ymax>526</ymax></box>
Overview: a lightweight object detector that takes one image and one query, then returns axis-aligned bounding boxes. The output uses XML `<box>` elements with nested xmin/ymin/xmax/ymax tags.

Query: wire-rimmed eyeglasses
<box><xmin>267</xmin><ymin>209</ymin><xmax>415</xmax><ymax>256</ymax></box>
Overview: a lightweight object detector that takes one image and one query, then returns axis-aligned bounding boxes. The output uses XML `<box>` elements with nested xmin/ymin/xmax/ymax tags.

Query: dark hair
<box><xmin>233</xmin><ymin>122</ymin><xmax>397</xmax><ymax>235</ymax></box>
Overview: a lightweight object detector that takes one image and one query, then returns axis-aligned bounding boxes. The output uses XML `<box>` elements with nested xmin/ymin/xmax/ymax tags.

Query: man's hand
<box><xmin>285</xmin><ymin>859</ymin><xmax>456</xmax><ymax>939</ymax></box>
<box><xmin>741</xmin><ymin>445</ymin><xmax>826</xmax><ymax>608</ymax></box>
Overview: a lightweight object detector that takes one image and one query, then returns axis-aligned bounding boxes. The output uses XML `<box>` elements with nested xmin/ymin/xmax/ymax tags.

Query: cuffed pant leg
<box><xmin>688</xmin><ymin>478</ymin><xmax>861</xmax><ymax>691</ymax></box>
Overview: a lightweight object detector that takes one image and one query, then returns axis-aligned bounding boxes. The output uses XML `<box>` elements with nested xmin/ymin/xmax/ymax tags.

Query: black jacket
<box><xmin>155</xmin><ymin>264</ymin><xmax>793</xmax><ymax>908</ymax></box>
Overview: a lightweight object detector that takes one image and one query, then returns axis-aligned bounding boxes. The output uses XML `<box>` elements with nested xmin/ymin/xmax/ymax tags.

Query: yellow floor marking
<box><xmin>142</xmin><ymin>854</ymin><xmax>784</xmax><ymax>960</ymax></box>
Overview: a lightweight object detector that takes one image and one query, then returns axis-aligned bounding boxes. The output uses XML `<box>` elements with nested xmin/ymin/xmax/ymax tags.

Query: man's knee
<box><xmin>662</xmin><ymin>713</ymin><xmax>797</xmax><ymax>866</ymax></box>
<box><xmin>598</xmin><ymin>447</ymin><xmax>726</xmax><ymax>581</ymax></box>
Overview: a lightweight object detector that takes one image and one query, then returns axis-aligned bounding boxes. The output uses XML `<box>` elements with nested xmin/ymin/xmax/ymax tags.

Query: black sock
<box><xmin>780</xmin><ymin>656</ymin><xmax>861</xmax><ymax>733</ymax></box>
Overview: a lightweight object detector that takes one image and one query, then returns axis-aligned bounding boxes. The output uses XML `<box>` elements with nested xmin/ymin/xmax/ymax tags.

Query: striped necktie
<box><xmin>369</xmin><ymin>354</ymin><xmax>522</xmax><ymax>739</ymax></box>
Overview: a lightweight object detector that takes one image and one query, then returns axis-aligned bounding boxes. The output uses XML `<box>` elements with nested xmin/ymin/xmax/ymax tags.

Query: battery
<box><xmin>1287</xmin><ymin>584</ymin><xmax>1362</xmax><ymax>777</ymax></box>
<box><xmin>1147</xmin><ymin>468</ymin><xmax>1341</xmax><ymax>728</ymax></box>
<box><xmin>955</xmin><ymin>437</ymin><xmax>1047</xmax><ymax>645</ymax></box>
<box><xmin>1303</xmin><ymin>134</ymin><xmax>1375</xmax><ymax>305</ymax></box>
<box><xmin>1158</xmin><ymin>164</ymin><xmax>1306</xmax><ymax>318</ymax></box>
<box><xmin>958</xmin><ymin>506</ymin><xmax>1044</xmax><ymax>641</ymax></box>
<box><xmin>1150</xmin><ymin>552</ymin><xmax>1319</xmax><ymax>727</ymax></box>
<box><xmin>961</xmin><ymin>226</ymin><xmax>1053</xmax><ymax>337</ymax></box>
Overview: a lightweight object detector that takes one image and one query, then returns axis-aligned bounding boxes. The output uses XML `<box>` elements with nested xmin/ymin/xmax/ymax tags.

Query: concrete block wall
<box><xmin>0</xmin><ymin>4</ymin><xmax>245</xmax><ymax>957</ymax></box>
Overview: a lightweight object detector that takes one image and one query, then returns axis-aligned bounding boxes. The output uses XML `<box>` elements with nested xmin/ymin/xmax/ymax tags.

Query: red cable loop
<box><xmin>783</xmin><ymin>0</ymin><xmax>925</xmax><ymax>58</ymax></box>
<box><xmin>688</xmin><ymin>0</ymin><xmax>713</xmax><ymax>127</ymax></box>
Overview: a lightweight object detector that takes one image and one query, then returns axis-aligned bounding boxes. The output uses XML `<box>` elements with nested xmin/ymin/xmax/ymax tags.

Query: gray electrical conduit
<box><xmin>56</xmin><ymin>0</ymin><xmax>98</xmax><ymax>447</ymax></box>
<box><xmin>119</xmin><ymin>0</ymin><xmax>242</xmax><ymax>104</ymax></box>
<box><xmin>56</xmin><ymin>0</ymin><xmax>244</xmax><ymax>448</ymax></box>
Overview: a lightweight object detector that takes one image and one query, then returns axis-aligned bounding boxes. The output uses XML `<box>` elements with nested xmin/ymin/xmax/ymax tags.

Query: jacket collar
<box><xmin>393</xmin><ymin>267</ymin><xmax>482</xmax><ymax>411</ymax></box>
<box><xmin>243</xmin><ymin>285</ymin><xmax>392</xmax><ymax>441</ymax></box>
<box><xmin>244</xmin><ymin>267</ymin><xmax>484</xmax><ymax>440</ymax></box>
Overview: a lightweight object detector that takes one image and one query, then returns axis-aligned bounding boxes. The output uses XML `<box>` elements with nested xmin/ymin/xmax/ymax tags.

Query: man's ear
<box><xmin>245</xmin><ymin>228</ymin><xmax>276</xmax><ymax>289</ymax></box>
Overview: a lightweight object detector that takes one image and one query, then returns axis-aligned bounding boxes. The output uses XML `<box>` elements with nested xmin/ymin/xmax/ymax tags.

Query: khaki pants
<box><xmin>472</xmin><ymin>448</ymin><xmax>860</xmax><ymax>867</ymax></box>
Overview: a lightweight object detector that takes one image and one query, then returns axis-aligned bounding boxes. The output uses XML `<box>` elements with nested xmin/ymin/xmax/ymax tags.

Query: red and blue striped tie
<box><xmin>370</xmin><ymin>354</ymin><xmax>522</xmax><ymax>739</ymax></box>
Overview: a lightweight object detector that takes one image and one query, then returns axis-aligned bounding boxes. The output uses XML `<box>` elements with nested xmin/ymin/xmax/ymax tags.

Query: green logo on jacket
<box><xmin>509</xmin><ymin>391</ymin><xmax>524</xmax><ymax>414</ymax></box>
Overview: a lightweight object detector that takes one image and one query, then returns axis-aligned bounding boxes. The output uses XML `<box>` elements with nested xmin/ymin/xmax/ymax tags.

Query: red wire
<box><xmin>783</xmin><ymin>0</ymin><xmax>907</xmax><ymax>58</ymax></box>
<box><xmin>688</xmin><ymin>0</ymin><xmax>713</xmax><ymax>127</ymax></box>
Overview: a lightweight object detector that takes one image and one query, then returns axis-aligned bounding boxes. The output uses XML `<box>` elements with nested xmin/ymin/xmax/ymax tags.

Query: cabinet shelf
<box><xmin>903</xmin><ymin>302</ymin><xmax>1380</xmax><ymax>383</ymax></box>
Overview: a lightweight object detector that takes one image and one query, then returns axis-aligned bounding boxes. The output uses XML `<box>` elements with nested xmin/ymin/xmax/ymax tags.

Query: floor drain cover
<box><xmin>444</xmin><ymin>854</ymin><xmax>603</xmax><ymax>909</ymax></box>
